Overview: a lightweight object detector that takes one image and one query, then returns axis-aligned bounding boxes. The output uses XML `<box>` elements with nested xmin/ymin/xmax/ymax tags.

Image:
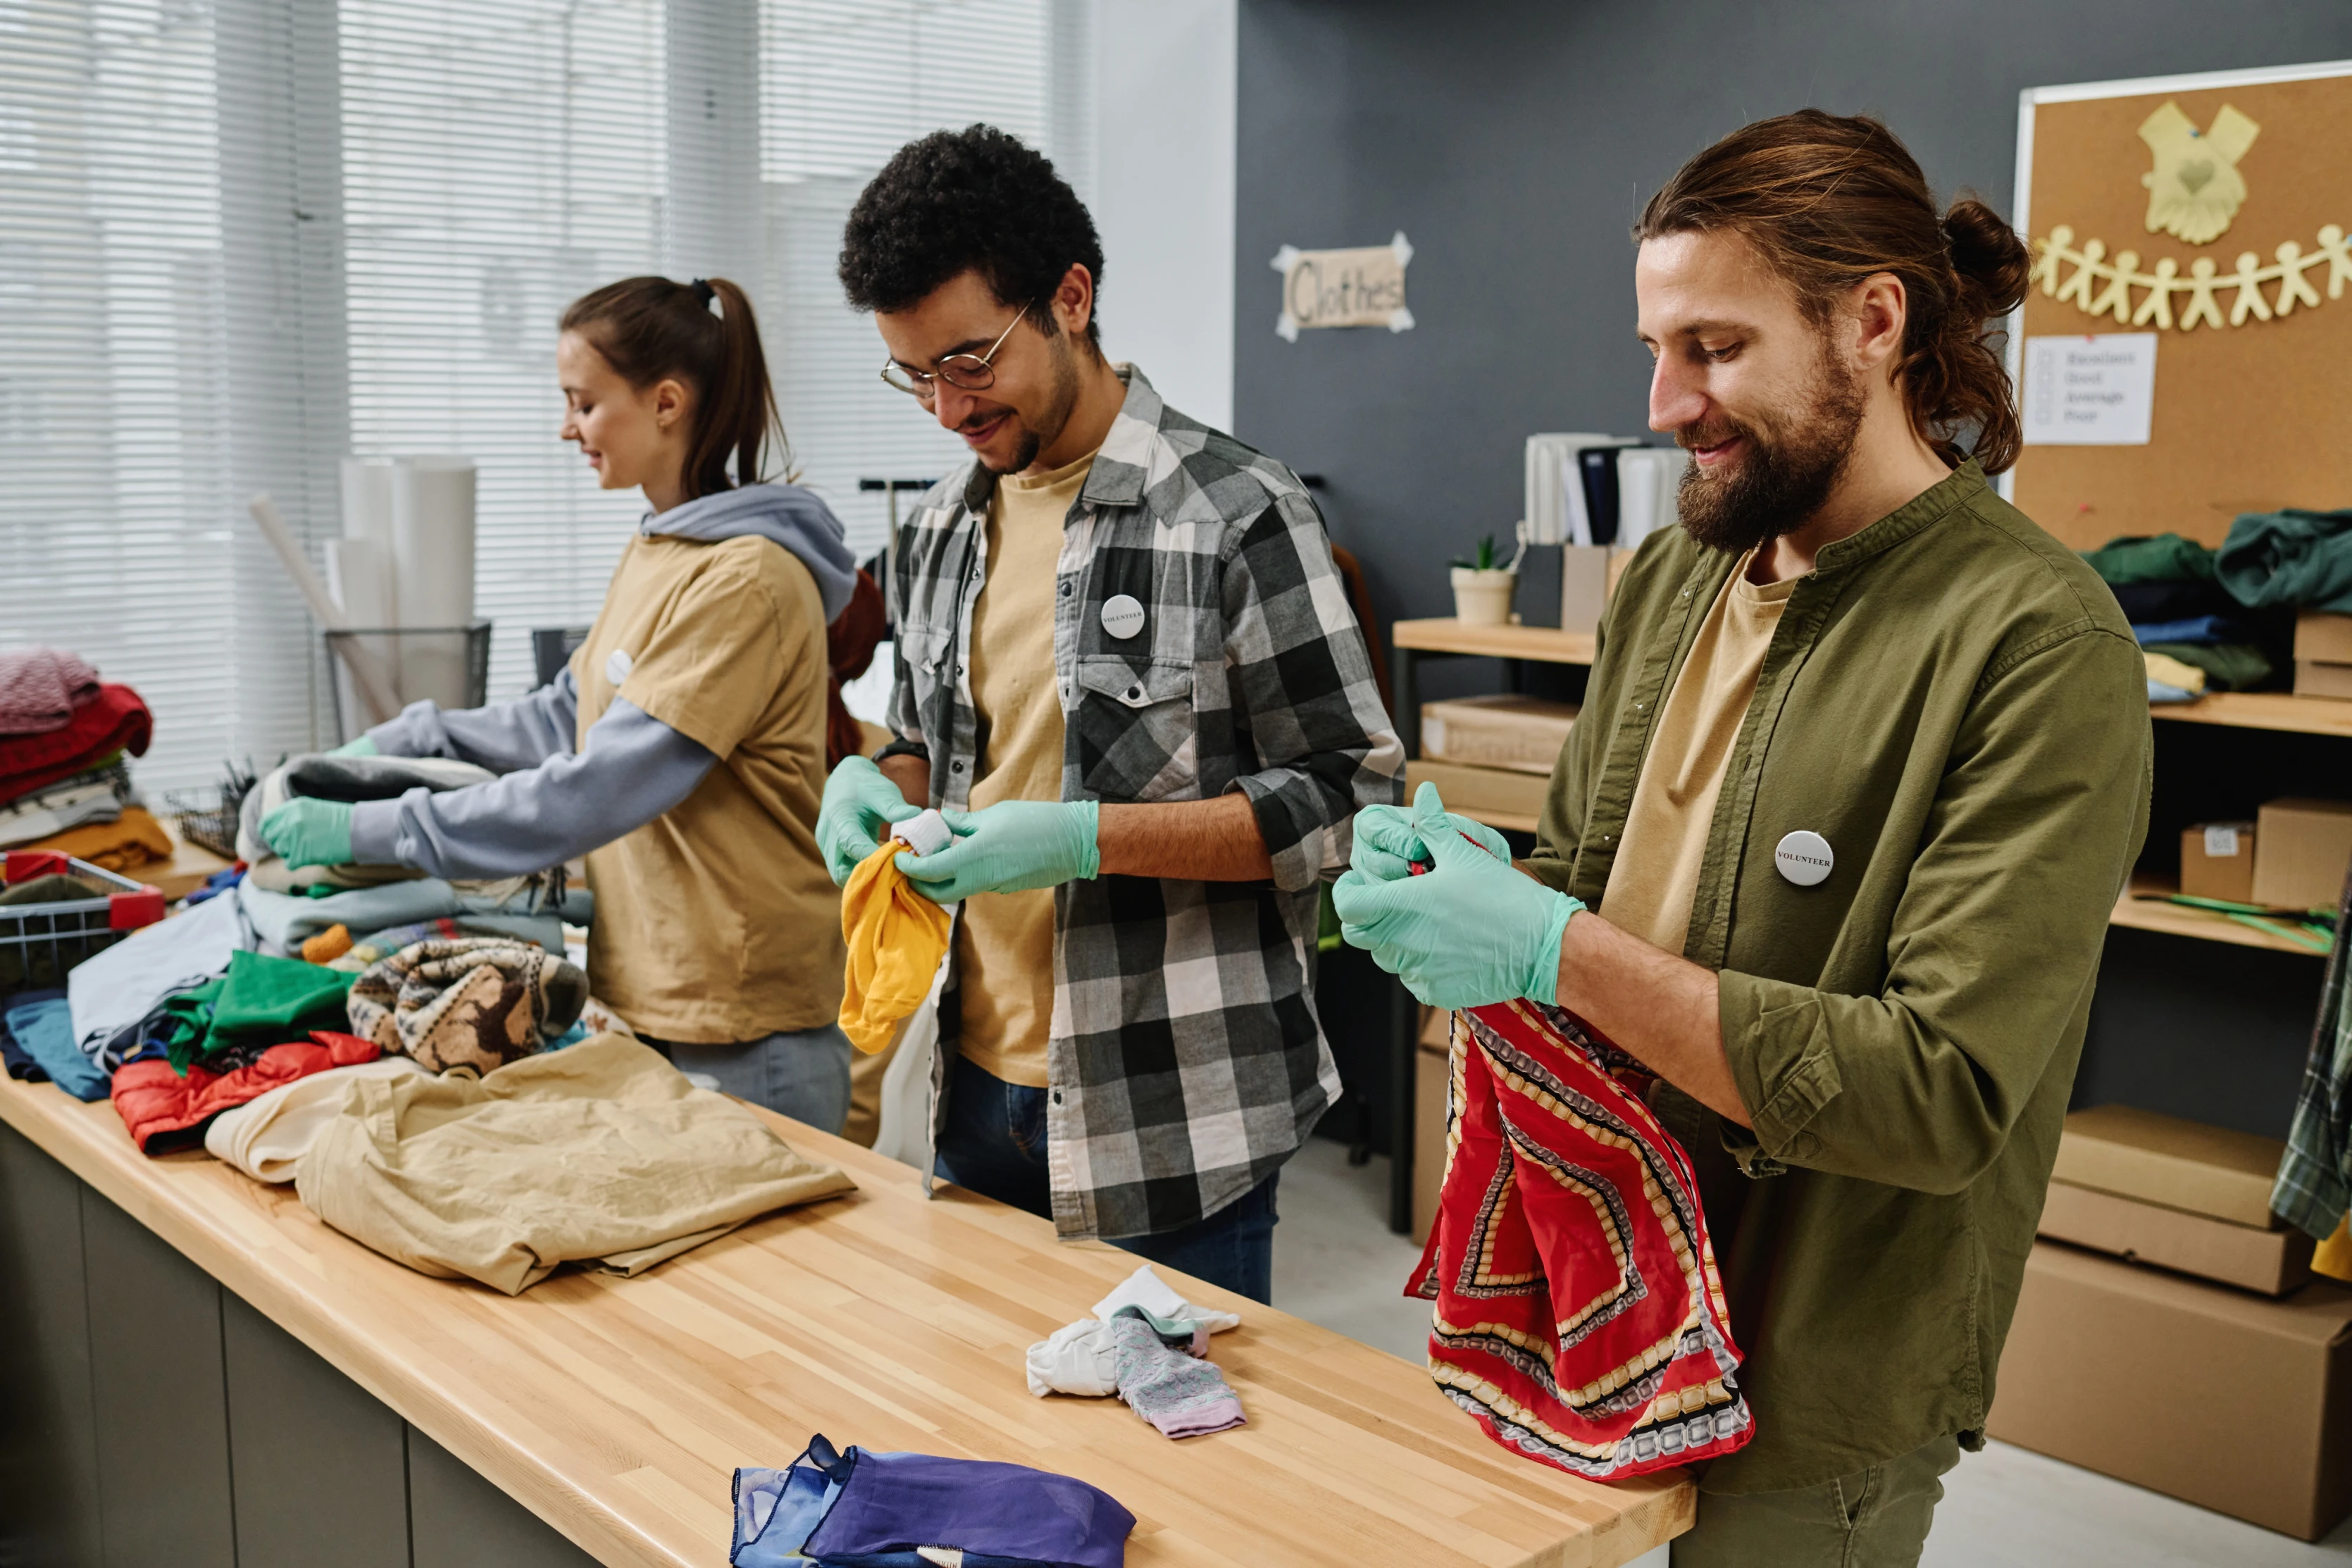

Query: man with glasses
<box><xmin>819</xmin><ymin>125</ymin><xmax>1402</xmax><ymax>1299</ymax></box>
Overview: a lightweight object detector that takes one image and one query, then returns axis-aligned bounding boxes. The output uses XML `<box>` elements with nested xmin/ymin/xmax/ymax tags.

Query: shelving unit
<box><xmin>2111</xmin><ymin>874</ymin><xmax>2332</xmax><ymax>957</ymax></box>
<box><xmin>2149</xmin><ymin>691</ymin><xmax>2352</xmax><ymax>740</ymax></box>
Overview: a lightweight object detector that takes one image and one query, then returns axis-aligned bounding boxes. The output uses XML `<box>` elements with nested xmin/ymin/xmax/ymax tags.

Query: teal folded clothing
<box><xmin>2217</xmin><ymin>508</ymin><xmax>2352</xmax><ymax>612</ymax></box>
<box><xmin>2082</xmin><ymin>533</ymin><xmax>2216</xmax><ymax>585</ymax></box>
<box><xmin>2141</xmin><ymin>640</ymin><xmax>2274</xmax><ymax>692</ymax></box>
<box><xmin>5</xmin><ymin>995</ymin><xmax>110</xmax><ymax>1100</ymax></box>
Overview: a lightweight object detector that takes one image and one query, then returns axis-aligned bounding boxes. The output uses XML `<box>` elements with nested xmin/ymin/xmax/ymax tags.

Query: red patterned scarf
<box><xmin>1408</xmin><ymin>999</ymin><xmax>1753</xmax><ymax>1479</ymax></box>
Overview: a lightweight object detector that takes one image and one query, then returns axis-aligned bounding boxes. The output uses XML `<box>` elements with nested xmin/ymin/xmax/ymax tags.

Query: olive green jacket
<box><xmin>1526</xmin><ymin>464</ymin><xmax>2150</xmax><ymax>1493</ymax></box>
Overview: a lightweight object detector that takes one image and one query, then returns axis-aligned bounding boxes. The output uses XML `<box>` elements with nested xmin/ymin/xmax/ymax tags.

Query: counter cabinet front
<box><xmin>0</xmin><ymin>1071</ymin><xmax>1690</xmax><ymax>1568</ymax></box>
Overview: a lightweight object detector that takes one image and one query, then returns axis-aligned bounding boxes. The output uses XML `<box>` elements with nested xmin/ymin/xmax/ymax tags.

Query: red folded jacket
<box><xmin>1410</xmin><ymin>1000</ymin><xmax>1753</xmax><ymax>1481</ymax></box>
<box><xmin>112</xmin><ymin>1030</ymin><xmax>379</xmax><ymax>1155</ymax></box>
<box><xmin>0</xmin><ymin>683</ymin><xmax>151</xmax><ymax>804</ymax></box>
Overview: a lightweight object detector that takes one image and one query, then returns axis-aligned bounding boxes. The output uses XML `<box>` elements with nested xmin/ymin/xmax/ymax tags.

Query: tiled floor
<box><xmin>1271</xmin><ymin>1136</ymin><xmax>2352</xmax><ymax>1567</ymax></box>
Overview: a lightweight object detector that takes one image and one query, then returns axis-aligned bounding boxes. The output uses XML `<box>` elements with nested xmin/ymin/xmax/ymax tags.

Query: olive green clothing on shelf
<box><xmin>1527</xmin><ymin>463</ymin><xmax>2151</xmax><ymax>1493</ymax></box>
<box><xmin>953</xmin><ymin>449</ymin><xmax>1096</xmax><ymax>1089</ymax></box>
<box><xmin>1670</xmin><ymin>1433</ymin><xmax>1961</xmax><ymax>1567</ymax></box>
<box><xmin>1600</xmin><ymin>550</ymin><xmax>1796</xmax><ymax>954</ymax></box>
<box><xmin>2079</xmin><ymin>531</ymin><xmax>2215</xmax><ymax>584</ymax></box>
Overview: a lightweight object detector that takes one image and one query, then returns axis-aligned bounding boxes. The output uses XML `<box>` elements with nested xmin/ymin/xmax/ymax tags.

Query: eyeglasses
<box><xmin>880</xmin><ymin>303</ymin><xmax>1033</xmax><ymax>401</ymax></box>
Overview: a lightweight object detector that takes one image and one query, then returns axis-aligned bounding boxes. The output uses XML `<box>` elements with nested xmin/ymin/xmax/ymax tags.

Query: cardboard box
<box><xmin>1412</xmin><ymin>1007</ymin><xmax>1451</xmax><ymax>1245</ymax></box>
<box><xmin>1405</xmin><ymin>759</ymin><xmax>1548</xmax><ymax>827</ymax></box>
<box><xmin>2051</xmin><ymin>1105</ymin><xmax>2284</xmax><ymax>1229</ymax></box>
<box><xmin>2179</xmin><ymin>821</ymin><xmax>2257</xmax><ymax>902</ymax></box>
<box><xmin>2296</xmin><ymin>660</ymin><xmax>2352</xmax><ymax>701</ymax></box>
<box><xmin>1421</xmin><ymin>695</ymin><xmax>1579</xmax><ymax>776</ymax></box>
<box><xmin>2038</xmin><ymin>1178</ymin><xmax>2313</xmax><ymax>1295</ymax></box>
<box><xmin>2295</xmin><ymin>611</ymin><xmax>2352</xmax><ymax>664</ymax></box>
<box><xmin>2253</xmin><ymin>797</ymin><xmax>2352</xmax><ymax>911</ymax></box>
<box><xmin>1988</xmin><ymin>1241</ymin><xmax>2352</xmax><ymax>1539</ymax></box>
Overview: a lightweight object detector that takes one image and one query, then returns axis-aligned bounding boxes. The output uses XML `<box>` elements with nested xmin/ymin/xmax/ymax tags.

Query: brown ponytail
<box><xmin>1634</xmin><ymin>111</ymin><xmax>2031</xmax><ymax>474</ymax></box>
<box><xmin>559</xmin><ymin>275</ymin><xmax>787</xmax><ymax>500</ymax></box>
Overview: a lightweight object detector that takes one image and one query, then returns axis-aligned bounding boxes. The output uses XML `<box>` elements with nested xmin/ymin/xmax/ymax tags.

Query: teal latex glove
<box><xmin>329</xmin><ymin>735</ymin><xmax>379</xmax><ymax>757</ymax></box>
<box><xmin>1332</xmin><ymin>782</ymin><xmax>1581</xmax><ymax>1010</ymax></box>
<box><xmin>259</xmin><ymin>797</ymin><xmax>356</xmax><ymax>869</ymax></box>
<box><xmin>816</xmin><ymin>756</ymin><xmax>920</xmax><ymax>886</ymax></box>
<box><xmin>1349</xmin><ymin>798</ymin><xmax>1510</xmax><ymax>881</ymax></box>
<box><xmin>896</xmin><ymin>799</ymin><xmax>1100</xmax><ymax>905</ymax></box>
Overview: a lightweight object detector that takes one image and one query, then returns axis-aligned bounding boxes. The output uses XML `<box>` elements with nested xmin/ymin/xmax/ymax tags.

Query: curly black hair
<box><xmin>838</xmin><ymin>124</ymin><xmax>1103</xmax><ymax>349</ymax></box>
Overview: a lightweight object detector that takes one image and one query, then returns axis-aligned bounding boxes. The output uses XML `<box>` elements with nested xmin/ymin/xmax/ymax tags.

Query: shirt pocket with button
<box><xmin>1069</xmin><ymin>654</ymin><xmax>1200</xmax><ymax>802</ymax></box>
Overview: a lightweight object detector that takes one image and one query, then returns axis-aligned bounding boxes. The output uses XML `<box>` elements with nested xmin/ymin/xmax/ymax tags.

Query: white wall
<box><xmin>1088</xmin><ymin>0</ymin><xmax>1238</xmax><ymax>433</ymax></box>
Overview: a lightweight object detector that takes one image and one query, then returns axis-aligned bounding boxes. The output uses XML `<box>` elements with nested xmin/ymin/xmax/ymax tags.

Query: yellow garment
<box><xmin>573</xmin><ymin>532</ymin><xmax>844</xmax><ymax>1041</ymax></box>
<box><xmin>955</xmin><ymin>449</ymin><xmax>1094</xmax><ymax>1086</ymax></box>
<box><xmin>294</xmin><ymin>1034</ymin><xmax>854</xmax><ymax>1295</ymax></box>
<box><xmin>2143</xmin><ymin>650</ymin><xmax>2208</xmax><ymax>696</ymax></box>
<box><xmin>1600</xmin><ymin>550</ymin><xmax>1796</xmax><ymax>954</ymax></box>
<box><xmin>2316</xmin><ymin>1213</ymin><xmax>2352</xmax><ymax>1283</ymax></box>
<box><xmin>28</xmin><ymin>803</ymin><xmax>173</xmax><ymax>872</ymax></box>
<box><xmin>838</xmin><ymin>838</ymin><xmax>952</xmax><ymax>1055</ymax></box>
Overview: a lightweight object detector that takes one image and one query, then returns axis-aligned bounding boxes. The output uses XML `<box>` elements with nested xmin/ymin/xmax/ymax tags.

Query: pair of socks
<box><xmin>1026</xmin><ymin>1305</ymin><xmax>1244</xmax><ymax>1439</ymax></box>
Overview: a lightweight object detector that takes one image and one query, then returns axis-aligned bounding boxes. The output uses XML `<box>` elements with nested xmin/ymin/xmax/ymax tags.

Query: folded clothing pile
<box><xmin>0</xmin><ymin>650</ymin><xmax>153</xmax><ymax>818</ymax></box>
<box><xmin>2079</xmin><ymin>530</ymin><xmax>2315</xmax><ymax>701</ymax></box>
<box><xmin>234</xmin><ymin>873</ymin><xmax>580</xmax><ymax>959</ymax></box>
<box><xmin>296</xmin><ymin>1035</ymin><xmax>855</xmax><ymax>1293</ymax></box>
<box><xmin>0</xmin><ymin>766</ymin><xmax>132</xmax><ymax>852</ymax></box>
<box><xmin>237</xmin><ymin>753</ymin><xmax>494</xmax><ymax>894</ymax></box>
<box><xmin>731</xmin><ymin>1433</ymin><xmax>1133</xmax><ymax>1568</ymax></box>
<box><xmin>347</xmin><ymin>936</ymin><xmax>587</xmax><ymax>1074</ymax></box>
<box><xmin>112</xmin><ymin>1029</ymin><xmax>382</xmax><ymax>1155</ymax></box>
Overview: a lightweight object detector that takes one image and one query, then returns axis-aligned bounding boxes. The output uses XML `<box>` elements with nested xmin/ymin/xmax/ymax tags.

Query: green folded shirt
<box><xmin>2080</xmin><ymin>533</ymin><xmax>2217</xmax><ymax>585</ymax></box>
<box><xmin>159</xmin><ymin>950</ymin><xmax>356</xmax><ymax>1072</ymax></box>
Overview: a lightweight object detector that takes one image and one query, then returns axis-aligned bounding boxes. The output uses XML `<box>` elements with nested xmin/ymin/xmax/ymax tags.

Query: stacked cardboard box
<box><xmin>1991</xmin><ymin>1106</ymin><xmax>2348</xmax><ymax>1539</ymax></box>
<box><xmin>1404</xmin><ymin>758</ymin><xmax>1548</xmax><ymax>827</ymax></box>
<box><xmin>1419</xmin><ymin>695</ymin><xmax>1577</xmax><ymax>776</ymax></box>
<box><xmin>2295</xmin><ymin>611</ymin><xmax>2352</xmax><ymax>699</ymax></box>
<box><xmin>2253</xmin><ymin>797</ymin><xmax>2352</xmax><ymax>910</ymax></box>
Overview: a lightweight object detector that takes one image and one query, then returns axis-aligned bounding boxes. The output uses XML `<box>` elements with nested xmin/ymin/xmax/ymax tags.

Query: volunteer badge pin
<box><xmin>1101</xmin><ymin>593</ymin><xmax>1146</xmax><ymax>640</ymax></box>
<box><xmin>1774</xmin><ymin>830</ymin><xmax>1834</xmax><ymax>887</ymax></box>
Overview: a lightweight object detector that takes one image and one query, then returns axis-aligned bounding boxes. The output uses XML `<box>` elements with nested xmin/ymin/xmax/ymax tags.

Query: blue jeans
<box><xmin>645</xmin><ymin>1022</ymin><xmax>853</xmax><ymax>1135</ymax></box>
<box><xmin>933</xmin><ymin>1052</ymin><xmax>1280</xmax><ymax>1303</ymax></box>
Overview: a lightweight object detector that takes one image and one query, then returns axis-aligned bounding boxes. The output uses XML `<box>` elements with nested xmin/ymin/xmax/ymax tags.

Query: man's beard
<box><xmin>1674</xmin><ymin>350</ymin><xmax>1866</xmax><ymax>554</ymax></box>
<box><xmin>984</xmin><ymin>328</ymin><xmax>1081</xmax><ymax>473</ymax></box>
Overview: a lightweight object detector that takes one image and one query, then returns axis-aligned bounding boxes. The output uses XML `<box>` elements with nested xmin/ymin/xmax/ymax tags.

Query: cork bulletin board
<box><xmin>2010</xmin><ymin>62</ymin><xmax>2352</xmax><ymax>550</ymax></box>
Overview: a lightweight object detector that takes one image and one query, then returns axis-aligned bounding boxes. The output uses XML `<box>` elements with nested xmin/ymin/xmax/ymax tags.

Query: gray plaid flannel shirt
<box><xmin>881</xmin><ymin>367</ymin><xmax>1404</xmax><ymax>1240</ymax></box>
<box><xmin>2275</xmin><ymin>868</ymin><xmax>2352</xmax><ymax>1238</ymax></box>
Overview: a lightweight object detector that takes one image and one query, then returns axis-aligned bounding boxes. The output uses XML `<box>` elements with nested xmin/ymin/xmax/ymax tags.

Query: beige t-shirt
<box><xmin>954</xmin><ymin>450</ymin><xmax>1095</xmax><ymax>1087</ymax></box>
<box><xmin>1600</xmin><ymin>550</ymin><xmax>1796</xmax><ymax>954</ymax></box>
<box><xmin>573</xmin><ymin>531</ymin><xmax>843</xmax><ymax>1041</ymax></box>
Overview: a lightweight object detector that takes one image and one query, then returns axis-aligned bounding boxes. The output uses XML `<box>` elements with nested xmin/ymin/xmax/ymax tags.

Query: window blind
<box><xmin>0</xmin><ymin>0</ymin><xmax>325</xmax><ymax>792</ymax></box>
<box><xmin>3</xmin><ymin>0</ymin><xmax>1095</xmax><ymax>792</ymax></box>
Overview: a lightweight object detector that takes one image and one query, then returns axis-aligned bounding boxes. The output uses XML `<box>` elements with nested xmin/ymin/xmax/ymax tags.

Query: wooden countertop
<box><xmin>0</xmin><ymin>1071</ymin><xmax>1689</xmax><ymax>1568</ymax></box>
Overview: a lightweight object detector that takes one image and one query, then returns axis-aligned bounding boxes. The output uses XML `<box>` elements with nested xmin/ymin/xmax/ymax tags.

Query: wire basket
<box><xmin>1</xmin><ymin>852</ymin><xmax>167</xmax><ymax>994</ymax></box>
<box><xmin>324</xmin><ymin>623</ymin><xmax>492</xmax><ymax>742</ymax></box>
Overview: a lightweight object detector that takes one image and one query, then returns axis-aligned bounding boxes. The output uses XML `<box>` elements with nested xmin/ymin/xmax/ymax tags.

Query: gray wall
<box><xmin>1233</xmin><ymin>0</ymin><xmax>2352</xmax><ymax>626</ymax></box>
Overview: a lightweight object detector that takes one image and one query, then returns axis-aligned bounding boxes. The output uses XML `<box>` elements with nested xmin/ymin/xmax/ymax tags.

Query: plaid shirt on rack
<box><xmin>2274</xmin><ymin>868</ymin><xmax>2352</xmax><ymax>1239</ymax></box>
<box><xmin>881</xmin><ymin>366</ymin><xmax>1404</xmax><ymax>1240</ymax></box>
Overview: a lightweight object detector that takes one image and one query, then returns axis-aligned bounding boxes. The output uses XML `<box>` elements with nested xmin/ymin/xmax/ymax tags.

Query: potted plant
<box><xmin>1450</xmin><ymin>534</ymin><xmax>1520</xmax><ymax>626</ymax></box>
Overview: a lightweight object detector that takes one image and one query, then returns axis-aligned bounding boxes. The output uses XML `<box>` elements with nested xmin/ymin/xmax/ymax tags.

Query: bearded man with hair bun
<box><xmin>1336</xmin><ymin>110</ymin><xmax>2150</xmax><ymax>1564</ymax></box>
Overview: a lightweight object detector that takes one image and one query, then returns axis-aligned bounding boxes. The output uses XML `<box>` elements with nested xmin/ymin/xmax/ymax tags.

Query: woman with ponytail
<box><xmin>1335</xmin><ymin>112</ymin><xmax>2148</xmax><ymax>1561</ymax></box>
<box><xmin>259</xmin><ymin>276</ymin><xmax>863</xmax><ymax>1130</ymax></box>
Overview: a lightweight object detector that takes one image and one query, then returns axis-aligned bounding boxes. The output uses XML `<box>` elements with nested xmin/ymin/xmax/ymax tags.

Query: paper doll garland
<box><xmin>2029</xmin><ymin>223</ymin><xmax>2352</xmax><ymax>332</ymax></box>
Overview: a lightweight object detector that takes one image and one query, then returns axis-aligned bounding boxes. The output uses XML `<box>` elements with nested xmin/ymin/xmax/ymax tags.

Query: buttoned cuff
<box><xmin>1717</xmin><ymin>970</ymin><xmax>1845</xmax><ymax>1172</ymax></box>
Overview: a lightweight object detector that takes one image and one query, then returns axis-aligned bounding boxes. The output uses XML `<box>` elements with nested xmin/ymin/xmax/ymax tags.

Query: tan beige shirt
<box><xmin>954</xmin><ymin>449</ymin><xmax>1095</xmax><ymax>1087</ymax></box>
<box><xmin>573</xmin><ymin>532</ymin><xmax>842</xmax><ymax>1040</ymax></box>
<box><xmin>1600</xmin><ymin>549</ymin><xmax>1795</xmax><ymax>953</ymax></box>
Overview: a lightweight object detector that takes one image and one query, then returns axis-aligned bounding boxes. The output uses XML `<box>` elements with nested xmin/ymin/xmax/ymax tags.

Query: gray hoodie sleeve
<box><xmin>366</xmin><ymin>669</ymin><xmax>581</xmax><ymax>773</ymax></box>
<box><xmin>347</xmin><ymin>698</ymin><xmax>716</xmax><ymax>878</ymax></box>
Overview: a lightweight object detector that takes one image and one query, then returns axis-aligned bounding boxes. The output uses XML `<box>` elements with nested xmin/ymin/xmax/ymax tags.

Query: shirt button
<box><xmin>1052</xmin><ymin>1091</ymin><xmax>1063</xmax><ymax>1105</ymax></box>
<box><xmin>951</xmin><ymin>761</ymin><xmax>966</xmax><ymax>774</ymax></box>
<box><xmin>1058</xmin><ymin>582</ymin><xmax>1072</xmax><ymax>597</ymax></box>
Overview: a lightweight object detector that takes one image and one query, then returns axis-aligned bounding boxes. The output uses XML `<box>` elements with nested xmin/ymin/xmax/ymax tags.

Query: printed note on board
<box><xmin>2022</xmin><ymin>333</ymin><xmax>2157</xmax><ymax>445</ymax></box>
